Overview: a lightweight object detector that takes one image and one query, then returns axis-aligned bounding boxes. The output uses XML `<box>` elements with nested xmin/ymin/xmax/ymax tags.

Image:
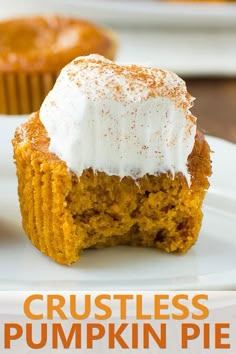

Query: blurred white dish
<box><xmin>116</xmin><ymin>28</ymin><xmax>236</xmax><ymax>76</ymax></box>
<box><xmin>0</xmin><ymin>117</ymin><xmax>236</xmax><ymax>290</ymax></box>
<box><xmin>1</xmin><ymin>0</ymin><xmax>236</xmax><ymax>27</ymax></box>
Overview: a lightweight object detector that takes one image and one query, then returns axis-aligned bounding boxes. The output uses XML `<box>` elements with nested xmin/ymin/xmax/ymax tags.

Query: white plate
<box><xmin>1</xmin><ymin>0</ymin><xmax>236</xmax><ymax>28</ymax></box>
<box><xmin>0</xmin><ymin>117</ymin><xmax>236</xmax><ymax>291</ymax></box>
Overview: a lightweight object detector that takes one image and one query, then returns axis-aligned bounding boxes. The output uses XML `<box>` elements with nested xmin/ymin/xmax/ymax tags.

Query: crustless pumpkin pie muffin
<box><xmin>13</xmin><ymin>55</ymin><xmax>211</xmax><ymax>265</ymax></box>
<box><xmin>0</xmin><ymin>16</ymin><xmax>117</xmax><ymax>115</ymax></box>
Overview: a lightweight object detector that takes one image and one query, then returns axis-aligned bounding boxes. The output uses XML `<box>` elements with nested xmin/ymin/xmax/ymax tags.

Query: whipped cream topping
<box><xmin>40</xmin><ymin>54</ymin><xmax>196</xmax><ymax>184</ymax></box>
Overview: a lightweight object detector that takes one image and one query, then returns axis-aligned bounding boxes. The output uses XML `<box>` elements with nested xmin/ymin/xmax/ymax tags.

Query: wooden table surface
<box><xmin>186</xmin><ymin>78</ymin><xmax>236</xmax><ymax>143</ymax></box>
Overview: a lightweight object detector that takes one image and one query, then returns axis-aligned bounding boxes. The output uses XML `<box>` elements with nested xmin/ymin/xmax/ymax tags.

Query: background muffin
<box><xmin>0</xmin><ymin>16</ymin><xmax>117</xmax><ymax>115</ymax></box>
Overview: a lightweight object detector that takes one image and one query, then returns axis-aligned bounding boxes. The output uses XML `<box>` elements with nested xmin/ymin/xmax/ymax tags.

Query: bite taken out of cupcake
<box><xmin>13</xmin><ymin>54</ymin><xmax>212</xmax><ymax>265</ymax></box>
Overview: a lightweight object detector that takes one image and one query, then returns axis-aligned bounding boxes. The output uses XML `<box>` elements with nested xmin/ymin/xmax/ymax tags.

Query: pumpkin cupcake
<box><xmin>0</xmin><ymin>16</ymin><xmax>117</xmax><ymax>115</ymax></box>
<box><xmin>13</xmin><ymin>55</ymin><xmax>211</xmax><ymax>265</ymax></box>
